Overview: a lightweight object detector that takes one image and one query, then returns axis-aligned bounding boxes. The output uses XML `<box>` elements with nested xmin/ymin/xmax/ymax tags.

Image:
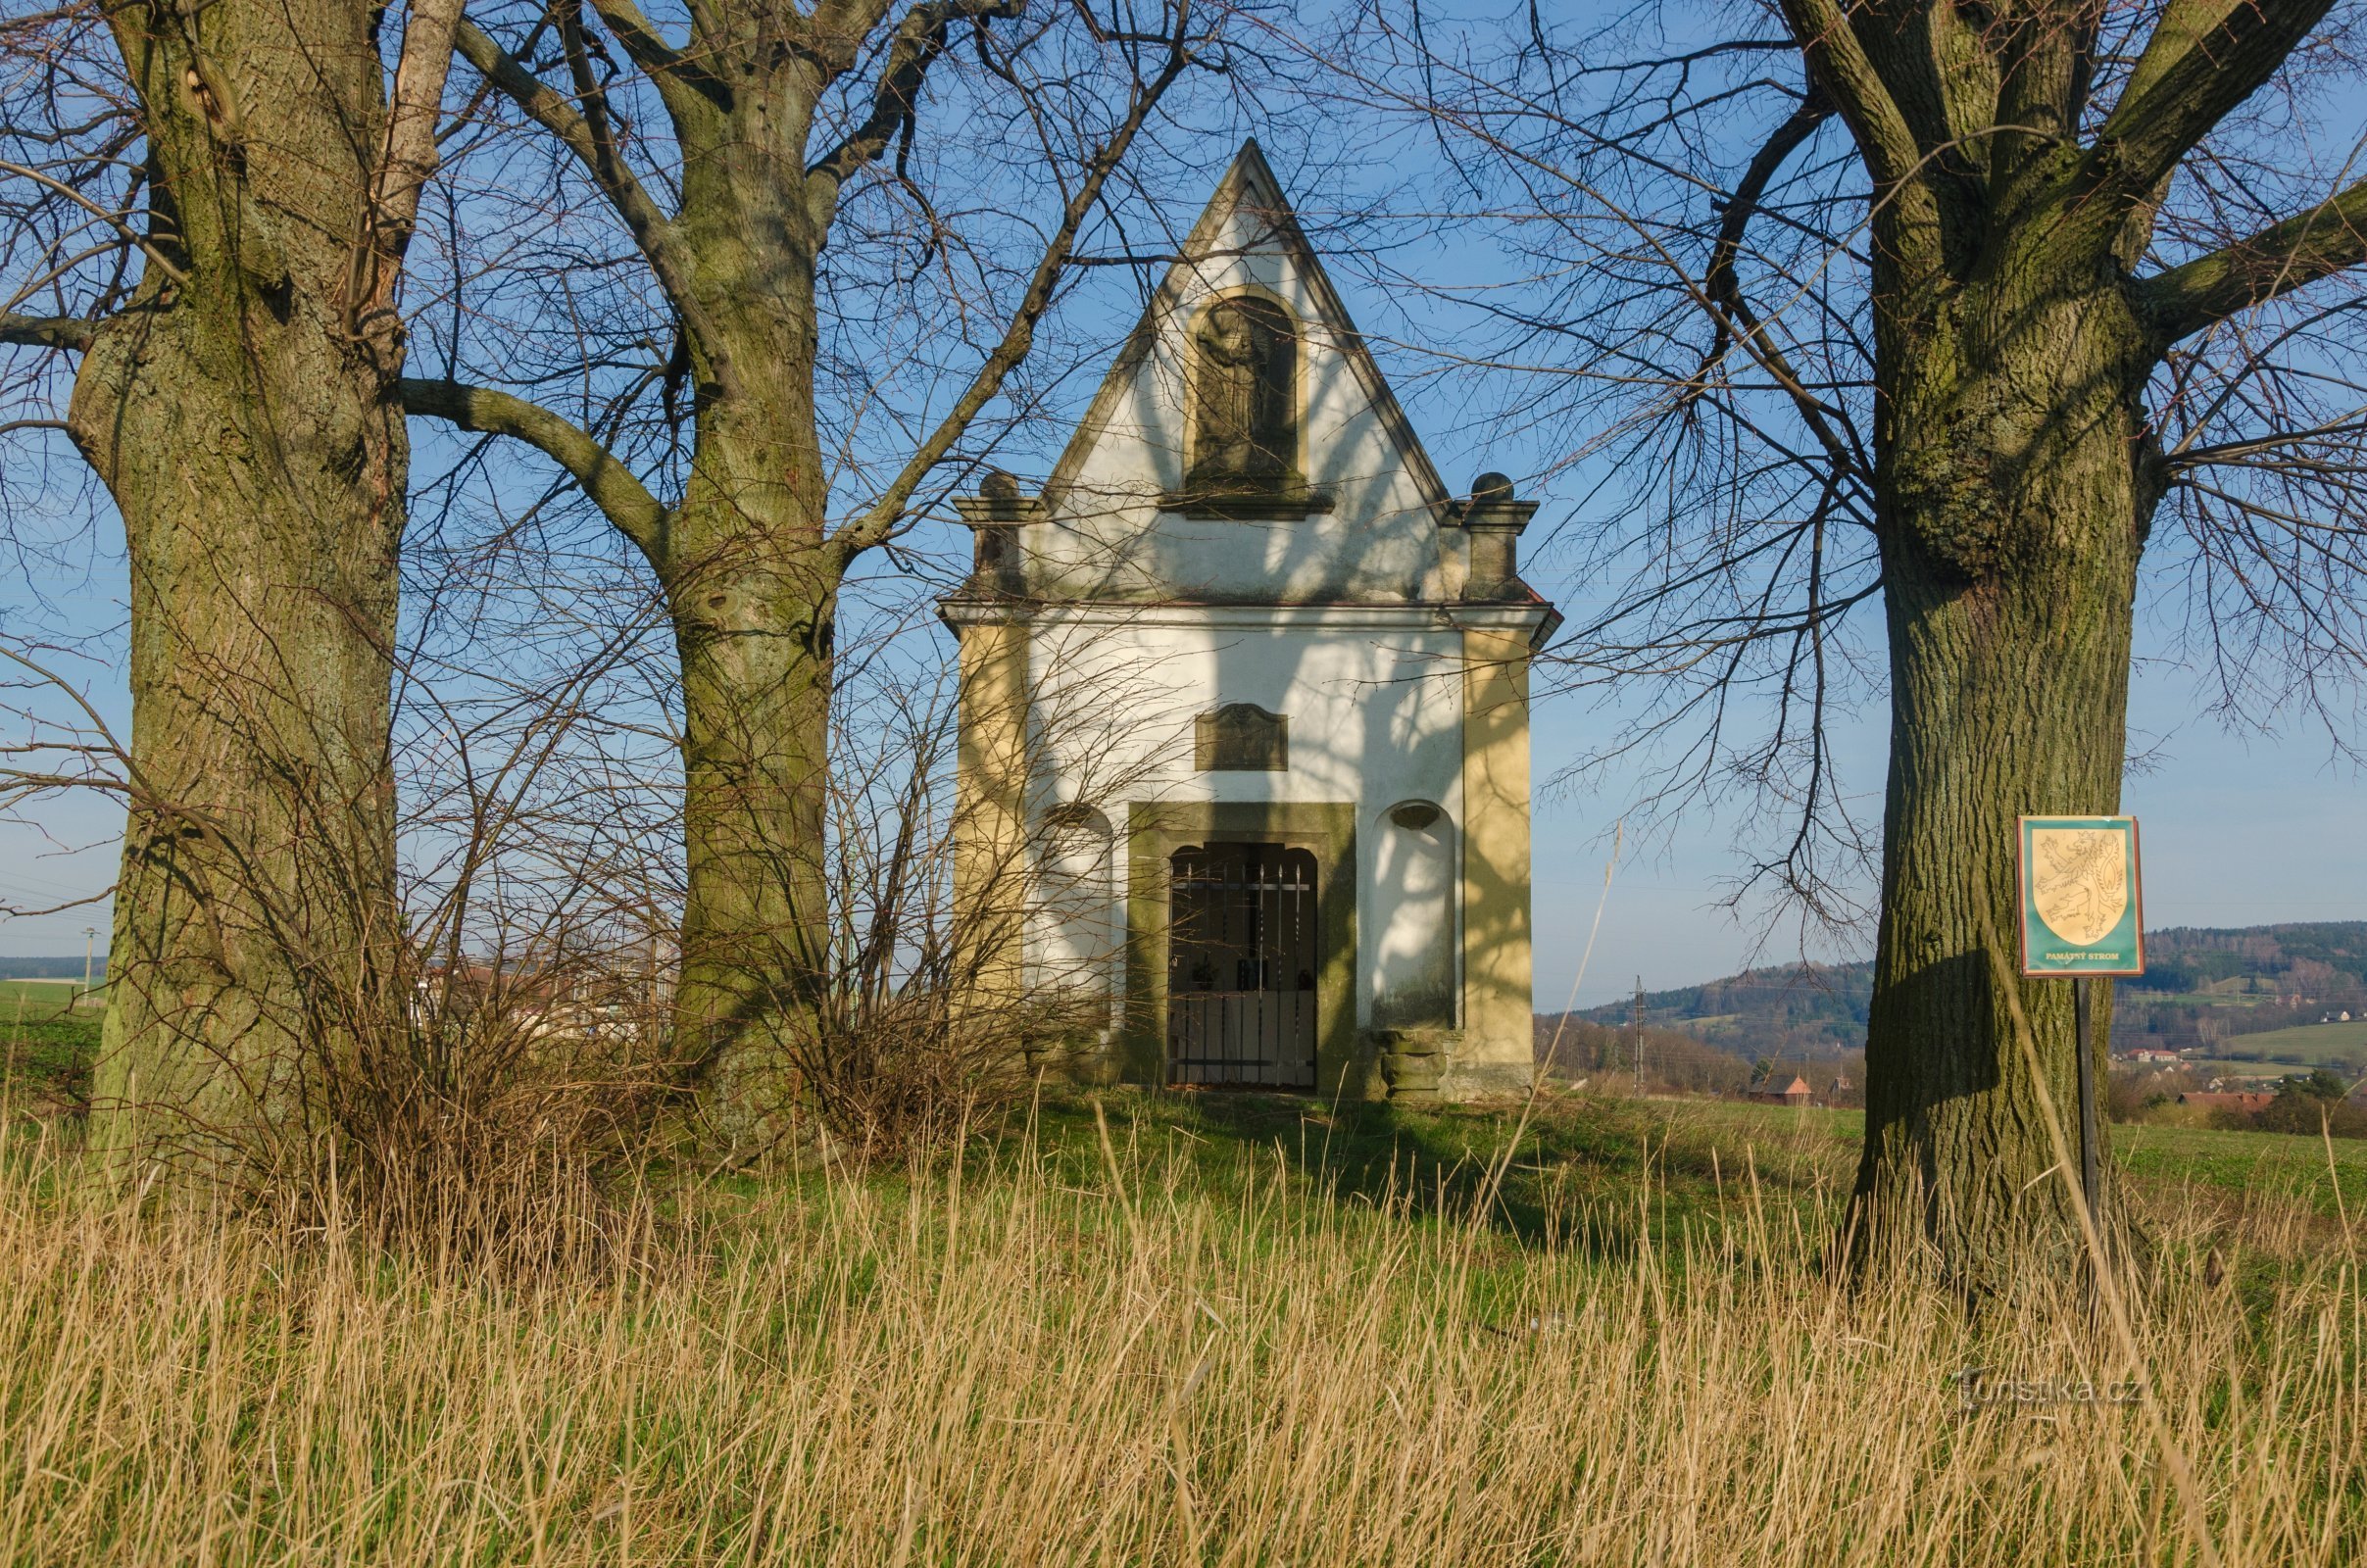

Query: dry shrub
<box><xmin>787</xmin><ymin>979</ymin><xmax>1099</xmax><ymax>1166</ymax></box>
<box><xmin>2253</xmin><ymin>1092</ymin><xmax>2367</xmax><ymax>1139</ymax></box>
<box><xmin>762</xmin><ymin>653</ymin><xmax>1152</xmax><ymax>1167</ymax></box>
<box><xmin>74</xmin><ymin>942</ymin><xmax>677</xmax><ymax>1261</ymax></box>
<box><xmin>321</xmin><ymin>942</ymin><xmax>680</xmax><ymax>1260</ymax></box>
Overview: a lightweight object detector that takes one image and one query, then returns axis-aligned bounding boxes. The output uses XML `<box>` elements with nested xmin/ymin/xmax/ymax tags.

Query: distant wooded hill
<box><xmin>0</xmin><ymin>956</ymin><xmax>102</xmax><ymax>980</ymax></box>
<box><xmin>1556</xmin><ymin>922</ymin><xmax>2367</xmax><ymax>1060</ymax></box>
<box><xmin>1556</xmin><ymin>962</ymin><xmax>1874</xmax><ymax>1061</ymax></box>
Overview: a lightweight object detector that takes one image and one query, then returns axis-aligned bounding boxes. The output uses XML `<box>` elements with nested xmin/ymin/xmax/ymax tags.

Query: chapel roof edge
<box><xmin>1036</xmin><ymin>143</ymin><xmax>1455</xmax><ymax>522</ymax></box>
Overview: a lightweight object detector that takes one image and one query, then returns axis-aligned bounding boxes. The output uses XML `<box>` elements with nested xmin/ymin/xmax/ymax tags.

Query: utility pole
<box><xmin>80</xmin><ymin>926</ymin><xmax>97</xmax><ymax>1004</ymax></box>
<box><xmin>1632</xmin><ymin>976</ymin><xmax>1645</xmax><ymax>1097</ymax></box>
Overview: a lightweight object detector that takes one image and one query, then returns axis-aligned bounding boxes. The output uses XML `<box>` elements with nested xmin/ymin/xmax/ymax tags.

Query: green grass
<box><xmin>2134</xmin><ymin>988</ymin><xmax>2283</xmax><ymax>1006</ymax></box>
<box><xmin>2181</xmin><ymin>1058</ymin><xmax>2299</xmax><ymax>1081</ymax></box>
<box><xmin>2</xmin><ymin>993</ymin><xmax>2353</xmax><ymax>1228</ymax></box>
<box><xmin>7</xmin><ymin>994</ymin><xmax>2347</xmax><ymax>1229</ymax></box>
<box><xmin>2113</xmin><ymin>1117</ymin><xmax>2367</xmax><ymax>1215</ymax></box>
<box><xmin>1018</xmin><ymin>1090</ymin><xmax>2365</xmax><ymax>1236</ymax></box>
<box><xmin>0</xmin><ymin>979</ymin><xmax>102</xmax><ymax>1014</ymax></box>
<box><xmin>2194</xmin><ymin>1018</ymin><xmax>2367</xmax><ymax>1070</ymax></box>
<box><xmin>0</xmin><ymin>993</ymin><xmax>97</xmax><ymax>1116</ymax></box>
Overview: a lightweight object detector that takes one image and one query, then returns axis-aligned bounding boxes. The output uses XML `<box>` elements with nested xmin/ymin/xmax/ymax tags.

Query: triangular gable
<box><xmin>1041</xmin><ymin>140</ymin><xmax>1453</xmax><ymax>520</ymax></box>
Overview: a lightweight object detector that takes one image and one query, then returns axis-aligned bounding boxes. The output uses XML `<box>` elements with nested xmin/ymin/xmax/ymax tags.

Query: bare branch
<box><xmin>584</xmin><ymin>0</ymin><xmax>703</xmax><ymax>89</ymax></box>
<box><xmin>805</xmin><ymin>0</ymin><xmax>1024</xmax><ymax>217</ymax></box>
<box><xmin>400</xmin><ymin>377</ymin><xmax>669</xmax><ymax>559</ymax></box>
<box><xmin>0</xmin><ymin>313</ymin><xmax>94</xmax><ymax>351</ymax></box>
<box><xmin>0</xmin><ymin>155</ymin><xmax>187</xmax><ymax>286</ymax></box>
<box><xmin>2098</xmin><ymin>0</ymin><xmax>2338</xmax><ymax>199</ymax></box>
<box><xmin>452</xmin><ymin>19</ymin><xmax>682</xmax><ymax>289</ymax></box>
<box><xmin>831</xmin><ymin>4</ymin><xmax>1194</xmax><ymax>559</ymax></box>
<box><xmin>2144</xmin><ymin>173</ymin><xmax>2367</xmax><ymax>341</ymax></box>
<box><xmin>352</xmin><ymin>0</ymin><xmax>468</xmax><ymax>336</ymax></box>
<box><xmin>1772</xmin><ymin>0</ymin><xmax>1928</xmax><ymax>203</ymax></box>
<box><xmin>0</xmin><ymin>886</ymin><xmax>113</xmax><ymax>918</ymax></box>
<box><xmin>1691</xmin><ymin>87</ymin><xmax>1862</xmax><ymax>475</ymax></box>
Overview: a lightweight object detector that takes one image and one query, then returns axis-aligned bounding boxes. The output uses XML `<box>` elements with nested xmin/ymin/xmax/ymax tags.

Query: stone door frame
<box><xmin>1122</xmin><ymin>801</ymin><xmax>1360</xmax><ymax>1095</ymax></box>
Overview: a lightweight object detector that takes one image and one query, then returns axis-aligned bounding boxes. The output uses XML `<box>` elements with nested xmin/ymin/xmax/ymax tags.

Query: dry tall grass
<box><xmin>0</xmin><ymin>1103</ymin><xmax>2358</xmax><ymax>1565</ymax></box>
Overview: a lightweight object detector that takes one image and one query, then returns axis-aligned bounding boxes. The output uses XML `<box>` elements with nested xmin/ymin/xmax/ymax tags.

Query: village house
<box><xmin>1748</xmin><ymin>1069</ymin><xmax>1812</xmax><ymax>1106</ymax></box>
<box><xmin>2179</xmin><ymin>1091</ymin><xmax>2277</xmax><ymax>1115</ymax></box>
<box><xmin>408</xmin><ymin>961</ymin><xmax>651</xmax><ymax>1045</ymax></box>
<box><xmin>943</xmin><ymin>144</ymin><xmax>1559</xmax><ymax>1102</ymax></box>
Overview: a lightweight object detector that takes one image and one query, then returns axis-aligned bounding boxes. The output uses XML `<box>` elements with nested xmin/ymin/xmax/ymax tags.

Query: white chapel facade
<box><xmin>943</xmin><ymin>143</ymin><xmax>1558</xmax><ymax>1101</ymax></box>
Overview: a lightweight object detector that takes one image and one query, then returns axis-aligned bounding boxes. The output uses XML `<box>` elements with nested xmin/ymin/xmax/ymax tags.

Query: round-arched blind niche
<box><xmin>1372</xmin><ymin>801</ymin><xmax>1455</xmax><ymax>1030</ymax></box>
<box><xmin>1037</xmin><ymin>804</ymin><xmax>1116</xmax><ymax>1001</ymax></box>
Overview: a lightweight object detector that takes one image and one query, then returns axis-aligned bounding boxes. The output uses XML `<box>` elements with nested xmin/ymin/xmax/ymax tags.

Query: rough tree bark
<box><xmin>405</xmin><ymin>0</ymin><xmax>1194</xmax><ymax>1134</ymax></box>
<box><xmin>2</xmin><ymin>0</ymin><xmax>459</xmax><ymax>1172</ymax></box>
<box><xmin>1859</xmin><ymin>271</ymin><xmax>2156</xmax><ymax>1258</ymax></box>
<box><xmin>1763</xmin><ymin>0</ymin><xmax>2367</xmax><ymax>1274</ymax></box>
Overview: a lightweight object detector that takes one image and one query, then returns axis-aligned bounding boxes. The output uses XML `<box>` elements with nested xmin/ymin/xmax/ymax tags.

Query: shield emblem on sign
<box><xmin>2030</xmin><ymin>828</ymin><xmax>2127</xmax><ymax>947</ymax></box>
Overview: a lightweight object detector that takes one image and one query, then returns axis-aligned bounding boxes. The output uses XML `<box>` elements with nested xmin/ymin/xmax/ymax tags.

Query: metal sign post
<box><xmin>2017</xmin><ymin>816</ymin><xmax>2145</xmax><ymax>1237</ymax></box>
<box><xmin>2075</xmin><ymin>976</ymin><xmax>2099</xmax><ymax>1223</ymax></box>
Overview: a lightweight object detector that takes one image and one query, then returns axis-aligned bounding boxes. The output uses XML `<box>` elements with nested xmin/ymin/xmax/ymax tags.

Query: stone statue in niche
<box><xmin>1186</xmin><ymin>295</ymin><xmax>1301</xmax><ymax>496</ymax></box>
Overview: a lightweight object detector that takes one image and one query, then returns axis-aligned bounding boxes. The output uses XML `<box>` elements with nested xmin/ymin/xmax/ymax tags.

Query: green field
<box><xmin>0</xmin><ymin>989</ymin><xmax>97</xmax><ymax>1115</ymax></box>
<box><xmin>0</xmin><ymin>979</ymin><xmax>101</xmax><ymax>1015</ymax></box>
<box><xmin>0</xmin><ymin>1006</ymin><xmax>2354</xmax><ymax>1223</ymax></box>
<box><xmin>2183</xmin><ymin>1059</ymin><xmax>2302</xmax><ymax>1083</ymax></box>
<box><xmin>1013</xmin><ymin>1091</ymin><xmax>2367</xmax><ymax>1233</ymax></box>
<box><xmin>2114</xmin><ymin>1115</ymin><xmax>2367</xmax><ymax>1209</ymax></box>
<box><xmin>2194</xmin><ymin>1017</ymin><xmax>2367</xmax><ymax>1071</ymax></box>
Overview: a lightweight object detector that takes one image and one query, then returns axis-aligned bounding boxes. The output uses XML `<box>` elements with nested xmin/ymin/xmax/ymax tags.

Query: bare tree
<box><xmin>1352</xmin><ymin>0</ymin><xmax>2367</xmax><ymax>1273</ymax></box>
<box><xmin>393</xmin><ymin>0</ymin><xmax>1238</xmax><ymax>1133</ymax></box>
<box><xmin>749</xmin><ymin>624</ymin><xmax>1172</xmax><ymax>1163</ymax></box>
<box><xmin>376</xmin><ymin>492</ymin><xmax>1173</xmax><ymax>1171</ymax></box>
<box><xmin>0</xmin><ymin>0</ymin><xmax>464</xmax><ymax>1173</ymax></box>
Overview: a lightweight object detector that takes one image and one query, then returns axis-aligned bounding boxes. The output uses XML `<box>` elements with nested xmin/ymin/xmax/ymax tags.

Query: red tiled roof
<box><xmin>2177</xmin><ymin>1092</ymin><xmax>2274</xmax><ymax>1112</ymax></box>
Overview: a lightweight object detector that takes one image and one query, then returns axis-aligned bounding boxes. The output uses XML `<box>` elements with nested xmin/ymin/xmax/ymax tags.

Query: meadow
<box><xmin>2188</xmin><ymin>1018</ymin><xmax>2367</xmax><ymax>1073</ymax></box>
<box><xmin>0</xmin><ymin>1083</ymin><xmax>2358</xmax><ymax>1565</ymax></box>
<box><xmin>0</xmin><ymin>977</ymin><xmax>100</xmax><ymax>1012</ymax></box>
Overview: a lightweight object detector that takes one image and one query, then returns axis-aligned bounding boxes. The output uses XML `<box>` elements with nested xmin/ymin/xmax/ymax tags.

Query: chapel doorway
<box><xmin>1166</xmin><ymin>844</ymin><xmax>1318</xmax><ymax>1088</ymax></box>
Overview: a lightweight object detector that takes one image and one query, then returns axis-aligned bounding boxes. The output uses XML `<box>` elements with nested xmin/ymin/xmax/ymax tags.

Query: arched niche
<box><xmin>1185</xmin><ymin>292</ymin><xmax>1304</xmax><ymax>495</ymax></box>
<box><xmin>1035</xmin><ymin>803</ymin><xmax>1116</xmax><ymax>1000</ymax></box>
<box><xmin>1371</xmin><ymin>799</ymin><xmax>1455</xmax><ymax>1028</ymax></box>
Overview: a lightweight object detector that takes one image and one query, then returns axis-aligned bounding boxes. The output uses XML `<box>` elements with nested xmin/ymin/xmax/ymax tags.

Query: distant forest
<box><xmin>0</xmin><ymin>956</ymin><xmax>99</xmax><ymax>980</ymax></box>
<box><xmin>1563</xmin><ymin>923</ymin><xmax>2367</xmax><ymax>1060</ymax></box>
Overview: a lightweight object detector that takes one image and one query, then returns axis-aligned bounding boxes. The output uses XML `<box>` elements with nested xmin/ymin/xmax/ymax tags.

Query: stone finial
<box><xmin>1449</xmin><ymin>467</ymin><xmax>1541</xmax><ymax>602</ymax></box>
<box><xmin>953</xmin><ymin>471</ymin><xmax>1045</xmax><ymax>596</ymax></box>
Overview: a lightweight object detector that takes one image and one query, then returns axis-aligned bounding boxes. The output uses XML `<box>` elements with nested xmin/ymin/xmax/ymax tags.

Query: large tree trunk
<box><xmin>666</xmin><ymin>547</ymin><xmax>838</xmax><ymax>1130</ymax></box>
<box><xmin>425</xmin><ymin>5</ymin><xmax>1182</xmax><ymax>1139</ymax></box>
<box><xmin>72</xmin><ymin>0</ymin><xmax>406</xmax><ymax>1175</ymax></box>
<box><xmin>655</xmin><ymin>347</ymin><xmax>840</xmax><ymax>1133</ymax></box>
<box><xmin>1851</xmin><ymin>272</ymin><xmax>2162</xmax><ymax>1278</ymax></box>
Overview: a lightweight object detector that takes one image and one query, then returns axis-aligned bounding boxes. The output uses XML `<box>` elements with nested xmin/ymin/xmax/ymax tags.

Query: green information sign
<box><xmin>2017</xmin><ymin>816</ymin><xmax>2145</xmax><ymax>977</ymax></box>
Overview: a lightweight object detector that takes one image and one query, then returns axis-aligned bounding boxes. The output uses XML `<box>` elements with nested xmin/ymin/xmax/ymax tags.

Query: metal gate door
<box><xmin>1166</xmin><ymin>843</ymin><xmax>1317</xmax><ymax>1087</ymax></box>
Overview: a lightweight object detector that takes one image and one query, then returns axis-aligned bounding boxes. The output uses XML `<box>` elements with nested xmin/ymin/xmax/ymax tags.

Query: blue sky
<box><xmin>1528</xmin><ymin>663</ymin><xmax>2367</xmax><ymax>1012</ymax></box>
<box><xmin>10</xmin><ymin>513</ymin><xmax>2363</xmax><ymax>993</ymax></box>
<box><xmin>4</xmin><ymin>42</ymin><xmax>2363</xmax><ymax>989</ymax></box>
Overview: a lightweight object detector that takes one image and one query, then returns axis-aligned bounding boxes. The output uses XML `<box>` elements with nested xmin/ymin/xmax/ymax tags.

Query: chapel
<box><xmin>942</xmin><ymin>142</ymin><xmax>1559</xmax><ymax>1101</ymax></box>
